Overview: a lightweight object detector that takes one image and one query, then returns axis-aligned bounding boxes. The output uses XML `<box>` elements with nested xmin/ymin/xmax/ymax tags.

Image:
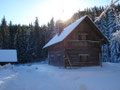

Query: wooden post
<box><xmin>64</xmin><ymin>57</ymin><xmax>67</xmax><ymax>68</ymax></box>
<box><xmin>64</xmin><ymin>49</ymin><xmax>67</xmax><ymax>68</ymax></box>
<box><xmin>99</xmin><ymin>53</ymin><xmax>102</xmax><ymax>67</ymax></box>
<box><xmin>48</xmin><ymin>52</ymin><xmax>50</xmax><ymax>64</ymax></box>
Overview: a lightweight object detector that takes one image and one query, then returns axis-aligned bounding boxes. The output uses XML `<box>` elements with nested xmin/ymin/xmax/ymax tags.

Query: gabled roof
<box><xmin>43</xmin><ymin>15</ymin><xmax>108</xmax><ymax>48</ymax></box>
<box><xmin>0</xmin><ymin>50</ymin><xmax>17</xmax><ymax>62</ymax></box>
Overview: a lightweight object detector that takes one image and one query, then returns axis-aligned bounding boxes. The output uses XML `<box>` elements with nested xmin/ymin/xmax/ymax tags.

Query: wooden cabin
<box><xmin>43</xmin><ymin>15</ymin><xmax>108</xmax><ymax>68</ymax></box>
<box><xmin>0</xmin><ymin>50</ymin><xmax>17</xmax><ymax>65</ymax></box>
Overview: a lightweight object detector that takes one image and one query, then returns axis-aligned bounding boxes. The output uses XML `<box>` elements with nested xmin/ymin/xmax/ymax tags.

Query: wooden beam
<box><xmin>68</xmin><ymin>40</ymin><xmax>100</xmax><ymax>43</ymax></box>
<box><xmin>99</xmin><ymin>53</ymin><xmax>102</xmax><ymax>67</ymax></box>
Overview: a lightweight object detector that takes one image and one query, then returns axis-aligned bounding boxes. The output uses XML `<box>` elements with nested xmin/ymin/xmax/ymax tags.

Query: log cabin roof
<box><xmin>43</xmin><ymin>15</ymin><xmax>108</xmax><ymax>48</ymax></box>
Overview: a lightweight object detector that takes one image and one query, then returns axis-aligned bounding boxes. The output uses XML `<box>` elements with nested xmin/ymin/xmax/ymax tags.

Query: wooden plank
<box><xmin>68</xmin><ymin>40</ymin><xmax>100</xmax><ymax>43</ymax></box>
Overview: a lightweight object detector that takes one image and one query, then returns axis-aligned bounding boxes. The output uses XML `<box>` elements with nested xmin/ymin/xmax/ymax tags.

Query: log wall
<box><xmin>48</xmin><ymin>42</ymin><xmax>65</xmax><ymax>66</ymax></box>
<box><xmin>64</xmin><ymin>19</ymin><xmax>102</xmax><ymax>67</ymax></box>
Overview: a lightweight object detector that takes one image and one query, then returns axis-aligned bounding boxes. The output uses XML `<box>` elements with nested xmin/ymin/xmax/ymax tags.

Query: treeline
<box><xmin>0</xmin><ymin>17</ymin><xmax>57</xmax><ymax>63</ymax></box>
<box><xmin>0</xmin><ymin>4</ymin><xmax>120</xmax><ymax>63</ymax></box>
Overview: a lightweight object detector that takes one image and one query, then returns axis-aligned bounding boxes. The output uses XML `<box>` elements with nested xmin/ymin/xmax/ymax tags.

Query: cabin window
<box><xmin>79</xmin><ymin>54</ymin><xmax>89</xmax><ymax>62</ymax></box>
<box><xmin>50</xmin><ymin>55</ymin><xmax>55</xmax><ymax>61</ymax></box>
<box><xmin>78</xmin><ymin>33</ymin><xmax>88</xmax><ymax>40</ymax></box>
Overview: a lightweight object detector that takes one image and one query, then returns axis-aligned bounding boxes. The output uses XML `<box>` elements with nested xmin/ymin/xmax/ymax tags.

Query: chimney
<box><xmin>58</xmin><ymin>22</ymin><xmax>64</xmax><ymax>35</ymax></box>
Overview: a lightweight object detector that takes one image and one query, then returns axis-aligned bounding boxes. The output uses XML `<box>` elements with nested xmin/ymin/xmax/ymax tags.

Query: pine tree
<box><xmin>19</xmin><ymin>28</ymin><xmax>27</xmax><ymax>62</ymax></box>
<box><xmin>95</xmin><ymin>15</ymin><xmax>109</xmax><ymax>62</ymax></box>
<box><xmin>0</xmin><ymin>22</ymin><xmax>2</xmax><ymax>48</ymax></box>
<box><xmin>41</xmin><ymin>25</ymin><xmax>48</xmax><ymax>58</ymax></box>
<box><xmin>47</xmin><ymin>18</ymin><xmax>55</xmax><ymax>42</ymax></box>
<box><xmin>9</xmin><ymin>21</ymin><xmax>16</xmax><ymax>49</ymax></box>
<box><xmin>14</xmin><ymin>25</ymin><xmax>27</xmax><ymax>63</ymax></box>
<box><xmin>107</xmin><ymin>9</ymin><xmax>120</xmax><ymax>62</ymax></box>
<box><xmin>0</xmin><ymin>16</ymin><xmax>10</xmax><ymax>49</ymax></box>
<box><xmin>33</xmin><ymin>17</ymin><xmax>40</xmax><ymax>59</ymax></box>
<box><xmin>111</xmin><ymin>30</ymin><xmax>120</xmax><ymax>62</ymax></box>
<box><xmin>25</xmin><ymin>24</ymin><xmax>35</xmax><ymax>62</ymax></box>
<box><xmin>14</xmin><ymin>25</ymin><xmax>21</xmax><ymax>62</ymax></box>
<box><xmin>95</xmin><ymin>9</ymin><xmax>120</xmax><ymax>62</ymax></box>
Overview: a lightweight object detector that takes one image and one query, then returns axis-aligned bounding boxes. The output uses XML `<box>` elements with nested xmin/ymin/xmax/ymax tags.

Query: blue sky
<box><xmin>0</xmin><ymin>0</ymin><xmax>120</xmax><ymax>25</ymax></box>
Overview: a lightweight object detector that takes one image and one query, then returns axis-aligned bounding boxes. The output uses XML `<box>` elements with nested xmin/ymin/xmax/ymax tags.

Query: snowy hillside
<box><xmin>0</xmin><ymin>63</ymin><xmax>120</xmax><ymax>90</ymax></box>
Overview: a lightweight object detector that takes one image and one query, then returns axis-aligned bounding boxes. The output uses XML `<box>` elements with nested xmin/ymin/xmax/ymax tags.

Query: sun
<box><xmin>38</xmin><ymin>0</ymin><xmax>82</xmax><ymax>24</ymax></box>
<box><xmin>47</xmin><ymin>0</ymin><xmax>76</xmax><ymax>21</ymax></box>
<box><xmin>54</xmin><ymin>9</ymin><xmax>71</xmax><ymax>21</ymax></box>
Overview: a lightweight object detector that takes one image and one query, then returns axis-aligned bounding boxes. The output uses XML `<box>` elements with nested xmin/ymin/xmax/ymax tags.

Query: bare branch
<box><xmin>94</xmin><ymin>0</ymin><xmax>119</xmax><ymax>23</ymax></box>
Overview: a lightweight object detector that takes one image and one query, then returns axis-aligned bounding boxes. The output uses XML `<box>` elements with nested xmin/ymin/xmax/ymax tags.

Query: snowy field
<box><xmin>0</xmin><ymin>63</ymin><xmax>120</xmax><ymax>90</ymax></box>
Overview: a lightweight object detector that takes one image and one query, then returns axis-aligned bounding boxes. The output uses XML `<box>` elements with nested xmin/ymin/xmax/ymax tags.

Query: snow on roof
<box><xmin>43</xmin><ymin>15</ymin><xmax>87</xmax><ymax>48</ymax></box>
<box><xmin>0</xmin><ymin>50</ymin><xmax>17</xmax><ymax>62</ymax></box>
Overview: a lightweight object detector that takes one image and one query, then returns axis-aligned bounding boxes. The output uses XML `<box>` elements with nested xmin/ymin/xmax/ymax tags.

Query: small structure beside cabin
<box><xmin>43</xmin><ymin>15</ymin><xmax>108</xmax><ymax>68</ymax></box>
<box><xmin>0</xmin><ymin>50</ymin><xmax>17</xmax><ymax>65</ymax></box>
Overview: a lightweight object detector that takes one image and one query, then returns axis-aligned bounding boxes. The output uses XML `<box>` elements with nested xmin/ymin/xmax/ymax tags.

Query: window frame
<box><xmin>78</xmin><ymin>33</ymin><xmax>88</xmax><ymax>40</ymax></box>
<box><xmin>79</xmin><ymin>54</ymin><xmax>89</xmax><ymax>62</ymax></box>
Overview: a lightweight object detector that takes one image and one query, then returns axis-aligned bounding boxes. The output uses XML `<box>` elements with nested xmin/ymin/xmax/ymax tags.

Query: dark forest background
<box><xmin>0</xmin><ymin>4</ymin><xmax>120</xmax><ymax>63</ymax></box>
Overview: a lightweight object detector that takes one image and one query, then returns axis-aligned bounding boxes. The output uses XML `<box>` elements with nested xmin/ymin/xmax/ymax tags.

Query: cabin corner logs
<box><xmin>45</xmin><ymin>16</ymin><xmax>108</xmax><ymax>68</ymax></box>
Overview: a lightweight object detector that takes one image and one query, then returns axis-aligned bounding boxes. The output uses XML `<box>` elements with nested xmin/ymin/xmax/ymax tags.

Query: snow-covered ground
<box><xmin>0</xmin><ymin>62</ymin><xmax>120</xmax><ymax>90</ymax></box>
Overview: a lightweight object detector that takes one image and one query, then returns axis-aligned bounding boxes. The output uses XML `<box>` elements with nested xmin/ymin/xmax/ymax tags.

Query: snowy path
<box><xmin>0</xmin><ymin>63</ymin><xmax>120</xmax><ymax>90</ymax></box>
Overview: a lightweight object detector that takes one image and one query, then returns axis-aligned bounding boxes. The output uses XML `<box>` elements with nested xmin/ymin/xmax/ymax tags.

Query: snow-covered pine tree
<box><xmin>96</xmin><ymin>8</ymin><xmax>120</xmax><ymax>62</ymax></box>
<box><xmin>94</xmin><ymin>0</ymin><xmax>120</xmax><ymax>62</ymax></box>
<box><xmin>111</xmin><ymin>30</ymin><xmax>120</xmax><ymax>62</ymax></box>
<box><xmin>112</xmin><ymin>30</ymin><xmax>120</xmax><ymax>43</ymax></box>
<box><xmin>95</xmin><ymin>15</ymin><xmax>109</xmax><ymax>62</ymax></box>
<box><xmin>107</xmin><ymin>9</ymin><xmax>120</xmax><ymax>62</ymax></box>
<box><xmin>110</xmin><ymin>7</ymin><xmax>120</xmax><ymax>62</ymax></box>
